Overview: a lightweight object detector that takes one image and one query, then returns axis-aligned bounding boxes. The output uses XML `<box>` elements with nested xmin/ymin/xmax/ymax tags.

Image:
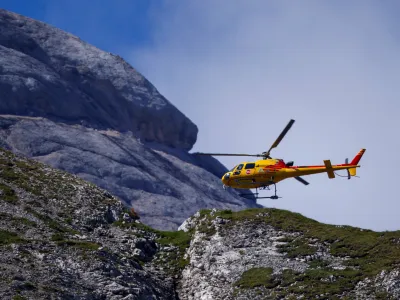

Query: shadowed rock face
<box><xmin>0</xmin><ymin>9</ymin><xmax>261</xmax><ymax>230</ymax></box>
<box><xmin>0</xmin><ymin>9</ymin><xmax>197</xmax><ymax>150</ymax></box>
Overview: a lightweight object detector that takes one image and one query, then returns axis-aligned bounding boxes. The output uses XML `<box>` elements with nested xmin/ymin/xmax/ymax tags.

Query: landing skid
<box><xmin>239</xmin><ymin>183</ymin><xmax>281</xmax><ymax>200</ymax></box>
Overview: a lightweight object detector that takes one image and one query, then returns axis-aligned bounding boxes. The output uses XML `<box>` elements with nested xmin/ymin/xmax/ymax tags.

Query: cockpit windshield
<box><xmin>230</xmin><ymin>165</ymin><xmax>237</xmax><ymax>172</ymax></box>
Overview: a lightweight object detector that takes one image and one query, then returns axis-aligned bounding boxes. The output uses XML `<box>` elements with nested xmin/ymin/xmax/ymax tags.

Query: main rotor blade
<box><xmin>192</xmin><ymin>152</ymin><xmax>263</xmax><ymax>157</ymax></box>
<box><xmin>294</xmin><ymin>176</ymin><xmax>309</xmax><ymax>185</ymax></box>
<box><xmin>264</xmin><ymin>119</ymin><xmax>295</xmax><ymax>157</ymax></box>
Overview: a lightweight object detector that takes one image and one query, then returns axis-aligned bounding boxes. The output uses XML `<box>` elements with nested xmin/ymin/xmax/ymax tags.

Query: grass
<box><xmin>276</xmin><ymin>237</ymin><xmax>316</xmax><ymax>258</ymax></box>
<box><xmin>0</xmin><ymin>152</ymin><xmax>47</xmax><ymax>197</ymax></box>
<box><xmin>114</xmin><ymin>210</ymin><xmax>192</xmax><ymax>272</ymax></box>
<box><xmin>113</xmin><ymin>213</ymin><xmax>192</xmax><ymax>275</ymax></box>
<box><xmin>56</xmin><ymin>240</ymin><xmax>100</xmax><ymax>251</ymax></box>
<box><xmin>114</xmin><ymin>216</ymin><xmax>193</xmax><ymax>274</ymax></box>
<box><xmin>234</xmin><ymin>267</ymin><xmax>277</xmax><ymax>289</ymax></box>
<box><xmin>156</xmin><ymin>230</ymin><xmax>192</xmax><ymax>271</ymax></box>
<box><xmin>0</xmin><ymin>229</ymin><xmax>25</xmax><ymax>245</ymax></box>
<box><xmin>51</xmin><ymin>233</ymin><xmax>100</xmax><ymax>251</ymax></box>
<box><xmin>157</xmin><ymin>230</ymin><xmax>192</xmax><ymax>252</ymax></box>
<box><xmin>0</xmin><ymin>182</ymin><xmax>18</xmax><ymax>204</ymax></box>
<box><xmin>0</xmin><ymin>212</ymin><xmax>37</xmax><ymax>228</ymax></box>
<box><xmin>0</xmin><ymin>166</ymin><xmax>20</xmax><ymax>181</ymax></box>
<box><xmin>113</xmin><ymin>218</ymin><xmax>157</xmax><ymax>233</ymax></box>
<box><xmin>279</xmin><ymin>267</ymin><xmax>364</xmax><ymax>298</ymax></box>
<box><xmin>51</xmin><ymin>233</ymin><xmax>65</xmax><ymax>241</ymax></box>
<box><xmin>375</xmin><ymin>291</ymin><xmax>392</xmax><ymax>299</ymax></box>
<box><xmin>25</xmin><ymin>207</ymin><xmax>76</xmax><ymax>233</ymax></box>
<box><xmin>0</xmin><ymin>166</ymin><xmax>42</xmax><ymax>197</ymax></box>
<box><xmin>235</xmin><ymin>266</ymin><xmax>364</xmax><ymax>298</ymax></box>
<box><xmin>308</xmin><ymin>259</ymin><xmax>329</xmax><ymax>269</ymax></box>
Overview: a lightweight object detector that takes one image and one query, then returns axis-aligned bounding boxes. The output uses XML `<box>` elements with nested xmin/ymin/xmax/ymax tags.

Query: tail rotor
<box><xmin>345</xmin><ymin>158</ymin><xmax>351</xmax><ymax>179</ymax></box>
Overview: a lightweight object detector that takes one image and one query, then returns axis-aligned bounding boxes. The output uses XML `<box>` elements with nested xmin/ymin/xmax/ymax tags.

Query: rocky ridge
<box><xmin>2</xmin><ymin>149</ymin><xmax>400</xmax><ymax>299</ymax></box>
<box><xmin>177</xmin><ymin>208</ymin><xmax>400</xmax><ymax>299</ymax></box>
<box><xmin>0</xmin><ymin>148</ymin><xmax>183</xmax><ymax>299</ymax></box>
<box><xmin>0</xmin><ymin>8</ymin><xmax>260</xmax><ymax>230</ymax></box>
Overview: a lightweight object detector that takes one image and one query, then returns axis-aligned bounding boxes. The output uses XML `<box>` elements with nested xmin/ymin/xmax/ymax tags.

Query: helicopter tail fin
<box><xmin>348</xmin><ymin>148</ymin><xmax>366</xmax><ymax>177</ymax></box>
<box><xmin>350</xmin><ymin>149</ymin><xmax>366</xmax><ymax>166</ymax></box>
<box><xmin>348</xmin><ymin>167</ymin><xmax>357</xmax><ymax>177</ymax></box>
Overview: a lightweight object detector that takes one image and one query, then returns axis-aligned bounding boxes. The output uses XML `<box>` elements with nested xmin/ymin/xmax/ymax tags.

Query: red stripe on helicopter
<box><xmin>290</xmin><ymin>165</ymin><xmax>325</xmax><ymax>168</ymax></box>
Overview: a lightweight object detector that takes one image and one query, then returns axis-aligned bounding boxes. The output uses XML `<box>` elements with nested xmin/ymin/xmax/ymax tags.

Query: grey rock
<box><xmin>0</xmin><ymin>8</ymin><xmax>196</xmax><ymax>150</ymax></box>
<box><xmin>0</xmin><ymin>149</ymin><xmax>177</xmax><ymax>300</ymax></box>
<box><xmin>2</xmin><ymin>148</ymin><xmax>399</xmax><ymax>300</ymax></box>
<box><xmin>0</xmin><ymin>8</ymin><xmax>261</xmax><ymax>230</ymax></box>
<box><xmin>176</xmin><ymin>210</ymin><xmax>400</xmax><ymax>300</ymax></box>
<box><xmin>0</xmin><ymin>115</ymin><xmax>260</xmax><ymax>230</ymax></box>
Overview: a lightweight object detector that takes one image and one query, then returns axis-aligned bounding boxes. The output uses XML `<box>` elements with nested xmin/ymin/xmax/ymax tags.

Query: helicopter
<box><xmin>193</xmin><ymin>119</ymin><xmax>365</xmax><ymax>200</ymax></box>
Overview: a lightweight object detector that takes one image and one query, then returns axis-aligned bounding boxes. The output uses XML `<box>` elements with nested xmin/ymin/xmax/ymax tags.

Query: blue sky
<box><xmin>0</xmin><ymin>0</ymin><xmax>156</xmax><ymax>56</ymax></box>
<box><xmin>2</xmin><ymin>1</ymin><xmax>400</xmax><ymax>231</ymax></box>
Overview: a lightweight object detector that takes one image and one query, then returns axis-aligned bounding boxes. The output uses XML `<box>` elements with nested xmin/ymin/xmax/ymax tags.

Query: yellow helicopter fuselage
<box><xmin>222</xmin><ymin>149</ymin><xmax>365</xmax><ymax>189</ymax></box>
<box><xmin>193</xmin><ymin>119</ymin><xmax>365</xmax><ymax>198</ymax></box>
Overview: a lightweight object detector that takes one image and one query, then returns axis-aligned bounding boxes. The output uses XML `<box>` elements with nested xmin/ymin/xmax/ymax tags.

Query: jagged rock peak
<box><xmin>0</xmin><ymin>8</ymin><xmax>198</xmax><ymax>150</ymax></box>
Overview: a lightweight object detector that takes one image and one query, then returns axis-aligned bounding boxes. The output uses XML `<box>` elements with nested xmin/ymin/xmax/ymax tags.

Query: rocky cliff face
<box><xmin>177</xmin><ymin>209</ymin><xmax>400</xmax><ymax>299</ymax></box>
<box><xmin>0</xmin><ymin>115</ymin><xmax>260</xmax><ymax>231</ymax></box>
<box><xmin>0</xmin><ymin>9</ymin><xmax>196</xmax><ymax>151</ymax></box>
<box><xmin>0</xmin><ymin>9</ymin><xmax>260</xmax><ymax>230</ymax></box>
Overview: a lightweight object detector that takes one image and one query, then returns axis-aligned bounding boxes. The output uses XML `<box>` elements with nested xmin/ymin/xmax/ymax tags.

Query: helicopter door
<box><xmin>244</xmin><ymin>163</ymin><xmax>256</xmax><ymax>176</ymax></box>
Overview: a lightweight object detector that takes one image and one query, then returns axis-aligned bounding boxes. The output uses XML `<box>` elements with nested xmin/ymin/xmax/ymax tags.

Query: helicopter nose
<box><xmin>222</xmin><ymin>172</ymin><xmax>231</xmax><ymax>184</ymax></box>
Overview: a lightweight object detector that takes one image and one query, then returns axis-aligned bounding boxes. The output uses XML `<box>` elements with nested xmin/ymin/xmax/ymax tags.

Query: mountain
<box><xmin>178</xmin><ymin>209</ymin><xmax>400</xmax><ymax>299</ymax></box>
<box><xmin>2</xmin><ymin>149</ymin><xmax>400</xmax><ymax>299</ymax></box>
<box><xmin>0</xmin><ymin>148</ymin><xmax>179</xmax><ymax>299</ymax></box>
<box><xmin>0</xmin><ymin>8</ymin><xmax>261</xmax><ymax>230</ymax></box>
<box><xmin>0</xmin><ymin>9</ymin><xmax>195</xmax><ymax>150</ymax></box>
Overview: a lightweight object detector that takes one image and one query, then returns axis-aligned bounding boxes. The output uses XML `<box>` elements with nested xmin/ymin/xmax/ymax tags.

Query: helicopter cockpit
<box><xmin>231</xmin><ymin>163</ymin><xmax>244</xmax><ymax>175</ymax></box>
<box><xmin>229</xmin><ymin>160</ymin><xmax>280</xmax><ymax>172</ymax></box>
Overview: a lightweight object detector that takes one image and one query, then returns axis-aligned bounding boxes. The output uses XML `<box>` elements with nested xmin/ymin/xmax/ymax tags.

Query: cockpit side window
<box><xmin>245</xmin><ymin>163</ymin><xmax>255</xmax><ymax>169</ymax></box>
<box><xmin>232</xmin><ymin>164</ymin><xmax>244</xmax><ymax>175</ymax></box>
